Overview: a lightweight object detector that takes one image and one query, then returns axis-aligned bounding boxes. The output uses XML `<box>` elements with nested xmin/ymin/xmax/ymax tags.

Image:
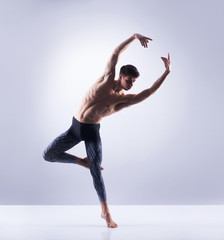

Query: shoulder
<box><xmin>119</xmin><ymin>93</ymin><xmax>136</xmax><ymax>102</ymax></box>
<box><xmin>94</xmin><ymin>71</ymin><xmax>115</xmax><ymax>87</ymax></box>
<box><xmin>103</xmin><ymin>69</ymin><xmax>116</xmax><ymax>82</ymax></box>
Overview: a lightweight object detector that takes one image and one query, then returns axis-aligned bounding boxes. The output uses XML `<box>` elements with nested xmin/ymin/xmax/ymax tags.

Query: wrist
<box><xmin>165</xmin><ymin>69</ymin><xmax>171</xmax><ymax>74</ymax></box>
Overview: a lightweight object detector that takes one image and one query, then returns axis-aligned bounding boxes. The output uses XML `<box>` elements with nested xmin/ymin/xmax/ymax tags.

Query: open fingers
<box><xmin>144</xmin><ymin>40</ymin><xmax>148</xmax><ymax>48</ymax></box>
<box><xmin>138</xmin><ymin>35</ymin><xmax>152</xmax><ymax>48</ymax></box>
<box><xmin>162</xmin><ymin>54</ymin><xmax>171</xmax><ymax>63</ymax></box>
<box><xmin>161</xmin><ymin>56</ymin><xmax>171</xmax><ymax>71</ymax></box>
<box><xmin>144</xmin><ymin>38</ymin><xmax>148</xmax><ymax>47</ymax></box>
<box><xmin>144</xmin><ymin>36</ymin><xmax>152</xmax><ymax>41</ymax></box>
<box><xmin>143</xmin><ymin>39</ymin><xmax>147</xmax><ymax>47</ymax></box>
<box><xmin>140</xmin><ymin>38</ymin><xmax>147</xmax><ymax>48</ymax></box>
<box><xmin>161</xmin><ymin>57</ymin><xmax>169</xmax><ymax>65</ymax></box>
<box><xmin>161</xmin><ymin>58</ymin><xmax>169</xmax><ymax>68</ymax></box>
<box><xmin>140</xmin><ymin>39</ymin><xmax>145</xmax><ymax>47</ymax></box>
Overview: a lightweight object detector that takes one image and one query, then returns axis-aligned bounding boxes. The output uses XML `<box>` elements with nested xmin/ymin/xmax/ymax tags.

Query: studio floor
<box><xmin>0</xmin><ymin>205</ymin><xmax>224</xmax><ymax>240</ymax></box>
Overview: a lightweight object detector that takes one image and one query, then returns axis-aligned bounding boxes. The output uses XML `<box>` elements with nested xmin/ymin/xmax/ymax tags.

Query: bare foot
<box><xmin>101</xmin><ymin>212</ymin><xmax>118</xmax><ymax>228</ymax></box>
<box><xmin>76</xmin><ymin>157</ymin><xmax>104</xmax><ymax>170</ymax></box>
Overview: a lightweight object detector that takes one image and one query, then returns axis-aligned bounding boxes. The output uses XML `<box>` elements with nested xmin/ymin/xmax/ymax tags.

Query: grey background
<box><xmin>0</xmin><ymin>0</ymin><xmax>223</xmax><ymax>205</ymax></box>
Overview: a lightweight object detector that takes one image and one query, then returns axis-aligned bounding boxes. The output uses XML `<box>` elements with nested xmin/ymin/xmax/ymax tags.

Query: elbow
<box><xmin>143</xmin><ymin>88</ymin><xmax>154</xmax><ymax>98</ymax></box>
<box><xmin>113</xmin><ymin>49</ymin><xmax>120</xmax><ymax>56</ymax></box>
<box><xmin>149</xmin><ymin>87</ymin><xmax>157</xmax><ymax>95</ymax></box>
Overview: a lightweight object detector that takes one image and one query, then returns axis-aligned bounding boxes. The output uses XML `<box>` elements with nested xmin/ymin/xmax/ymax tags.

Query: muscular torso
<box><xmin>75</xmin><ymin>73</ymin><xmax>126</xmax><ymax>124</ymax></box>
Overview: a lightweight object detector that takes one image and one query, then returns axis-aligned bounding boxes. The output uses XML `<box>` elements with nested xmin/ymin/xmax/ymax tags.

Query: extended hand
<box><xmin>161</xmin><ymin>53</ymin><xmax>171</xmax><ymax>73</ymax></box>
<box><xmin>134</xmin><ymin>33</ymin><xmax>152</xmax><ymax>48</ymax></box>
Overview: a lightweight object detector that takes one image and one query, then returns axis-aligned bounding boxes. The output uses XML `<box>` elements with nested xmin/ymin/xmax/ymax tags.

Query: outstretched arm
<box><xmin>115</xmin><ymin>54</ymin><xmax>171</xmax><ymax>111</ymax></box>
<box><xmin>104</xmin><ymin>33</ymin><xmax>152</xmax><ymax>76</ymax></box>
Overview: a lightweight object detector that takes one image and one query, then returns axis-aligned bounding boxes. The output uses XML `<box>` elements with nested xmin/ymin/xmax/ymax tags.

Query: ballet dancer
<box><xmin>43</xmin><ymin>33</ymin><xmax>171</xmax><ymax>228</ymax></box>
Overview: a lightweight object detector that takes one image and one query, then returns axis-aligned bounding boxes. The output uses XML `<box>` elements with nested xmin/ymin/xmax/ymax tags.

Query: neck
<box><xmin>113</xmin><ymin>80</ymin><xmax>123</xmax><ymax>94</ymax></box>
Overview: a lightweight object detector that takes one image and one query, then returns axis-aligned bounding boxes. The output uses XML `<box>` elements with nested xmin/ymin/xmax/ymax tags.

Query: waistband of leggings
<box><xmin>72</xmin><ymin>116</ymin><xmax>100</xmax><ymax>127</ymax></box>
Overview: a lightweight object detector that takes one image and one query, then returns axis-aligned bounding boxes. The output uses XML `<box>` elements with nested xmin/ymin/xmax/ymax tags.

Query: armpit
<box><xmin>114</xmin><ymin>94</ymin><xmax>137</xmax><ymax>112</ymax></box>
<box><xmin>114</xmin><ymin>102</ymin><xmax>129</xmax><ymax>112</ymax></box>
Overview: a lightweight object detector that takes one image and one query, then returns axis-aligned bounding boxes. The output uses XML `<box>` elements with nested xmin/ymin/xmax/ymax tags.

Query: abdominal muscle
<box><xmin>75</xmin><ymin>103</ymin><xmax>114</xmax><ymax>124</ymax></box>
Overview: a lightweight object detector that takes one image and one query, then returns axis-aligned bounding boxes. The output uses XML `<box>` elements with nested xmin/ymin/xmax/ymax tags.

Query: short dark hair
<box><xmin>119</xmin><ymin>64</ymin><xmax>140</xmax><ymax>78</ymax></box>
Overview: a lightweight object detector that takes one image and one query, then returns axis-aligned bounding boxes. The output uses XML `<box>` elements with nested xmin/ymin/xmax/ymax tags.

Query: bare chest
<box><xmin>77</xmin><ymin>79</ymin><xmax>125</xmax><ymax>122</ymax></box>
<box><xmin>93</xmin><ymin>93</ymin><xmax>121</xmax><ymax>115</ymax></box>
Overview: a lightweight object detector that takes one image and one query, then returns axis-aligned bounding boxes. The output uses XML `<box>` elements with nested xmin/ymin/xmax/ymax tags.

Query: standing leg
<box><xmin>85</xmin><ymin>139</ymin><xmax>106</xmax><ymax>202</ymax></box>
<box><xmin>85</xmin><ymin>139</ymin><xmax>117</xmax><ymax>228</ymax></box>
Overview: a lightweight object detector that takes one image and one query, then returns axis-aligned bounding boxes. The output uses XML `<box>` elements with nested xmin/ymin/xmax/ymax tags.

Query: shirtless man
<box><xmin>43</xmin><ymin>33</ymin><xmax>171</xmax><ymax>228</ymax></box>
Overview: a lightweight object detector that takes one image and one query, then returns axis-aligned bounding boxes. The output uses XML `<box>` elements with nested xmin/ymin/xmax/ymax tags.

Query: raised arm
<box><xmin>104</xmin><ymin>34</ymin><xmax>152</xmax><ymax>76</ymax></box>
<box><xmin>115</xmin><ymin>54</ymin><xmax>171</xmax><ymax>111</ymax></box>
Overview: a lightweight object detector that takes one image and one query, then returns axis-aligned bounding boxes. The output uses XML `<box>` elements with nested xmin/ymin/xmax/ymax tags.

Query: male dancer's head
<box><xmin>118</xmin><ymin>65</ymin><xmax>140</xmax><ymax>90</ymax></box>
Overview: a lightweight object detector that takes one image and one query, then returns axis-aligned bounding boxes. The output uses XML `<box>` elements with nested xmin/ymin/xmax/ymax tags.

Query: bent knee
<box><xmin>42</xmin><ymin>150</ymin><xmax>56</xmax><ymax>162</ymax></box>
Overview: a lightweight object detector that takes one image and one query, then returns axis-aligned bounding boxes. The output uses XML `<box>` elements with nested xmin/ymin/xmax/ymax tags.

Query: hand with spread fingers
<box><xmin>134</xmin><ymin>33</ymin><xmax>153</xmax><ymax>48</ymax></box>
<box><xmin>161</xmin><ymin>53</ymin><xmax>171</xmax><ymax>73</ymax></box>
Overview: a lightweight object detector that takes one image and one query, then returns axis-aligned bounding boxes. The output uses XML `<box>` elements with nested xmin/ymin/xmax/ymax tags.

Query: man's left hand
<box><xmin>161</xmin><ymin>53</ymin><xmax>171</xmax><ymax>73</ymax></box>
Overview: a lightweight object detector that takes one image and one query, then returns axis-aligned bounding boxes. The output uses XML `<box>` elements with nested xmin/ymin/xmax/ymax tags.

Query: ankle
<box><xmin>75</xmin><ymin>158</ymin><xmax>81</xmax><ymax>164</ymax></box>
<box><xmin>102</xmin><ymin>211</ymin><xmax>110</xmax><ymax>216</ymax></box>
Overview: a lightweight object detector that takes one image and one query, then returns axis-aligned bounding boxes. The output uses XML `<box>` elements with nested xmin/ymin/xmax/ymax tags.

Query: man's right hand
<box><xmin>134</xmin><ymin>33</ymin><xmax>153</xmax><ymax>48</ymax></box>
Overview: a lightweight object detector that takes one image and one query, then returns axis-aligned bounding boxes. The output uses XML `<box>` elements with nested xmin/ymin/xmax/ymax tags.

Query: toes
<box><xmin>108</xmin><ymin>223</ymin><xmax>117</xmax><ymax>228</ymax></box>
<box><xmin>107</xmin><ymin>221</ymin><xmax>118</xmax><ymax>228</ymax></box>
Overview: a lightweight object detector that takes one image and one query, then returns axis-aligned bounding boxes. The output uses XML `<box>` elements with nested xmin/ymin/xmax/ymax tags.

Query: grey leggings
<box><xmin>42</xmin><ymin>117</ymin><xmax>107</xmax><ymax>202</ymax></box>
